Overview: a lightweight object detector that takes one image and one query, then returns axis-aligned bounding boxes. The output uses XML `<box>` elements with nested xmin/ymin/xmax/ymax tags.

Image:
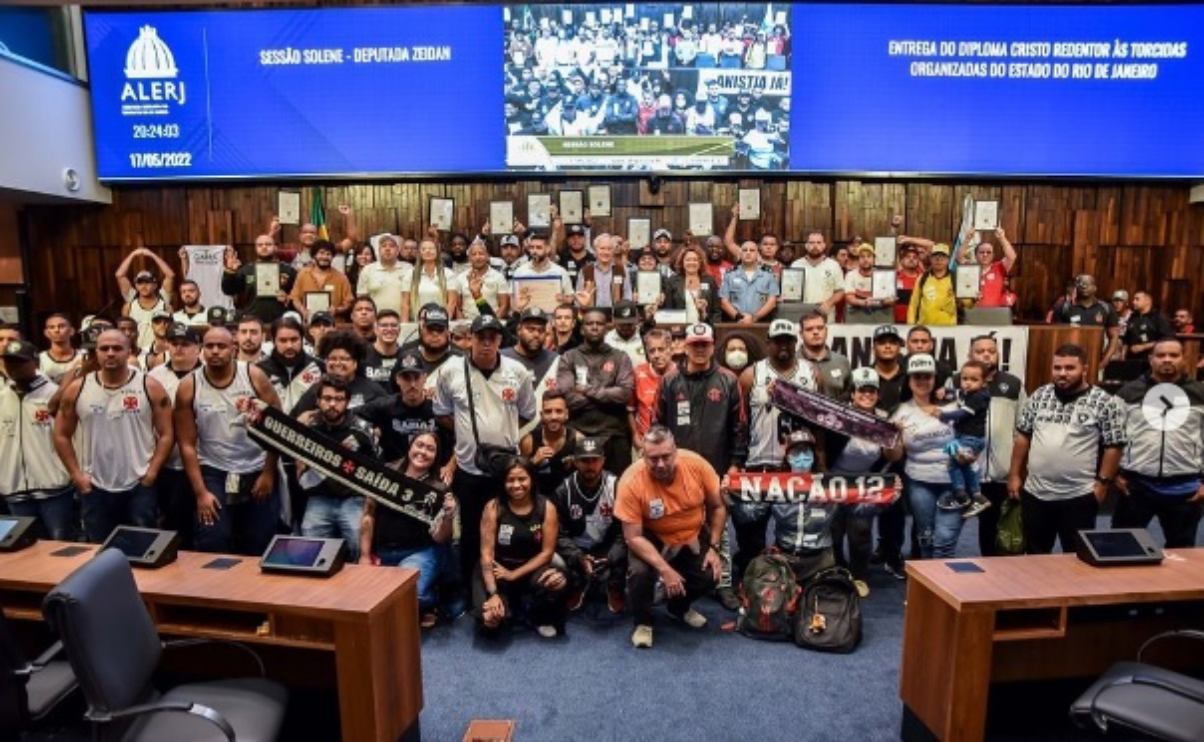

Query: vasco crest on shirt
<box><xmin>501</xmin><ymin>386</ymin><xmax>517</xmax><ymax>403</ymax></box>
<box><xmin>707</xmin><ymin>388</ymin><xmax>723</xmax><ymax>403</ymax></box>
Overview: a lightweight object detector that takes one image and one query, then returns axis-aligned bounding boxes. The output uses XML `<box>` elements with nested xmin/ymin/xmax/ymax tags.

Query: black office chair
<box><xmin>1070</xmin><ymin>629</ymin><xmax>1204</xmax><ymax>741</ymax></box>
<box><xmin>42</xmin><ymin>548</ymin><xmax>288</xmax><ymax>742</ymax></box>
<box><xmin>0</xmin><ymin>606</ymin><xmax>78</xmax><ymax>733</ymax></box>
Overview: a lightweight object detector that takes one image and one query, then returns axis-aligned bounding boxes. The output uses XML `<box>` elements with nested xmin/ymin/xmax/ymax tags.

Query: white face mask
<box><xmin>726</xmin><ymin>350</ymin><xmax>748</xmax><ymax>370</ymax></box>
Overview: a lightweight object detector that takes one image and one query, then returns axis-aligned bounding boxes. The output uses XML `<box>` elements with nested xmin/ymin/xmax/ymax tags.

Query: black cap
<box><xmin>394</xmin><ymin>351</ymin><xmax>427</xmax><ymax>377</ymax></box>
<box><xmin>1</xmin><ymin>340</ymin><xmax>37</xmax><ymax>362</ymax></box>
<box><xmin>500</xmin><ymin>234</ymin><xmax>521</xmax><ymax>247</ymax></box>
<box><xmin>309</xmin><ymin>311</ymin><xmax>334</xmax><ymax>326</ymax></box>
<box><xmin>165</xmin><ymin>323</ymin><xmax>200</xmax><ymax>344</ymax></box>
<box><xmin>418</xmin><ymin>303</ymin><xmax>449</xmax><ymax>328</ymax></box>
<box><xmin>873</xmin><ymin>325</ymin><xmax>903</xmax><ymax>343</ymax></box>
<box><xmin>134</xmin><ymin>270</ymin><xmax>156</xmax><ymax>284</ymax></box>
<box><xmin>471</xmin><ymin>315</ymin><xmax>505</xmax><ymax>335</ymax></box>
<box><xmin>613</xmin><ymin>301</ymin><xmax>639</xmax><ymax>323</ymax></box>
<box><xmin>567</xmin><ymin>224</ymin><xmax>587</xmax><ymax>237</ymax></box>
<box><xmin>206</xmin><ymin>306</ymin><xmax>229</xmax><ymax>326</ymax></box>
<box><xmin>576</xmin><ymin>437</ymin><xmax>606</xmax><ymax>459</ymax></box>
<box><xmin>519</xmin><ymin>306</ymin><xmax>550</xmax><ymax>324</ymax></box>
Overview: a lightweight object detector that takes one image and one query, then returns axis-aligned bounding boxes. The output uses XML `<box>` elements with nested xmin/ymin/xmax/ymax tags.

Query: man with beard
<box><xmin>359</xmin><ymin>351</ymin><xmax>451</xmax><ymax>470</ymax></box>
<box><xmin>291</xmin><ymin>240</ymin><xmax>353</xmax><ymax>321</ymax></box>
<box><xmin>292</xmin><ymin>330</ymin><xmax>385</xmax><ymax>416</ymax></box>
<box><xmin>357</xmin><ymin>234</ymin><xmax>412</xmax><ymax>317</ymax></box>
<box><xmin>788</xmin><ymin>231</ymin><xmax>845</xmax><ymax>323</ymax></box>
<box><xmin>176</xmin><ymin>326</ymin><xmax>283</xmax><ymax>555</ymax></box>
<box><xmin>234</xmin><ymin>314</ymin><xmax>269</xmax><ymax>364</ymax></box>
<box><xmin>349</xmin><ymin>296</ymin><xmax>378</xmax><ymax>343</ymax></box>
<box><xmin>172</xmin><ymin>279</ymin><xmax>208</xmax><ymax>327</ymax></box>
<box><xmin>445</xmin><ymin>232</ymin><xmax>472</xmax><ymax>277</ymax></box>
<box><xmin>554</xmin><ymin>437</ymin><xmax>626</xmax><ymax>614</ymax></box>
<box><xmin>146</xmin><ymin>324</ymin><xmax>203</xmax><ymax>545</ymax></box>
<box><xmin>1121</xmin><ymin>290</ymin><xmax>1175</xmax><ymax>361</ymax></box>
<box><xmin>502</xmin><ymin>307</ymin><xmax>560</xmax><ymax>435</ymax></box>
<box><xmin>1051</xmin><ymin>275</ymin><xmax>1122</xmax><ymax>365</ymax></box>
<box><xmin>556</xmin><ymin>224</ymin><xmax>594</xmax><ymax>291</ymax></box>
<box><xmin>604</xmin><ymin>301</ymin><xmax>646</xmax><ymax>367</ymax></box>
<box><xmin>894</xmin><ymin>244</ymin><xmax>924</xmax><ymax>323</ymax></box>
<box><xmin>1008</xmin><ymin>344</ymin><xmax>1126</xmax><ymax>554</ymax></box>
<box><xmin>259</xmin><ymin>316</ymin><xmax>323</xmax><ymax>414</ymax></box>
<box><xmin>363</xmin><ymin>309</ymin><xmax>403</xmax><ymax>392</ymax></box>
<box><xmin>399</xmin><ymin>303</ymin><xmax>459</xmax><ymax>384</ymax></box>
<box><xmin>557</xmin><ymin>307</ymin><xmax>636</xmax><ymax>476</ymax></box>
<box><xmin>651</xmin><ymin>229</ymin><xmax>677</xmax><ymax>278</ymax></box>
<box><xmin>495</xmin><ymin>234</ymin><xmax>528</xmax><ymax>286</ymax></box>
<box><xmin>704</xmin><ymin>235</ymin><xmax>733</xmax><ymax>285</ymax></box>
<box><xmin>297</xmin><ymin>375</ymin><xmax>379</xmax><ymax>561</ymax></box>
<box><xmin>513</xmin><ymin>231</ymin><xmax>575</xmax><ymax>302</ymax></box>
<box><xmin>629</xmin><ymin>328</ymin><xmax>675</xmax><ymax>452</ymax></box>
<box><xmin>221</xmin><ymin>235</ymin><xmax>296</xmax><ymax>324</ymax></box>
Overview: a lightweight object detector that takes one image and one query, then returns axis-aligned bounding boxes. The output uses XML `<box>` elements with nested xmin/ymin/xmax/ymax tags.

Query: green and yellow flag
<box><xmin>310</xmin><ymin>186</ymin><xmax>329</xmax><ymax>240</ymax></box>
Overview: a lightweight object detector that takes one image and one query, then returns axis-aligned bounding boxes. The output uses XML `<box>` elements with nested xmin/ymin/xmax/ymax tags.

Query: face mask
<box><xmin>726</xmin><ymin>350</ymin><xmax>748</xmax><ymax>370</ymax></box>
<box><xmin>787</xmin><ymin>449</ymin><xmax>814</xmax><ymax>472</ymax></box>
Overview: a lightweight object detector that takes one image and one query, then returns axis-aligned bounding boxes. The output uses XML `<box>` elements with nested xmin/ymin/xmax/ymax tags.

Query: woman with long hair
<box><xmin>402</xmin><ymin>238</ymin><xmax>450</xmax><ymax>321</ymax></box>
<box><xmin>344</xmin><ymin>242</ymin><xmax>376</xmax><ymax>295</ymax></box>
<box><xmin>663</xmin><ymin>244</ymin><xmax>720</xmax><ymax>325</ymax></box>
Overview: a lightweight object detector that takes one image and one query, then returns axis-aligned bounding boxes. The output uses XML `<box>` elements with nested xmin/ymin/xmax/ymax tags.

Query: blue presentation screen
<box><xmin>85</xmin><ymin>4</ymin><xmax>1204</xmax><ymax>179</ymax></box>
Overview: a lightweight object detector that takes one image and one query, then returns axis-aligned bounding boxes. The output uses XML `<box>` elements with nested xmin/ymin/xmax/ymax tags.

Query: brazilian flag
<box><xmin>310</xmin><ymin>186</ymin><xmax>329</xmax><ymax>240</ymax></box>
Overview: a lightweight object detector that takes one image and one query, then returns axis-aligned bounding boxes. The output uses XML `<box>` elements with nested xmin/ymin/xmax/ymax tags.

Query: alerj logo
<box><xmin>120</xmin><ymin>25</ymin><xmax>186</xmax><ymax>115</ymax></box>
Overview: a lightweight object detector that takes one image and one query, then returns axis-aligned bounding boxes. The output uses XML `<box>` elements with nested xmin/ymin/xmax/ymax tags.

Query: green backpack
<box><xmin>995</xmin><ymin>499</ymin><xmax>1025</xmax><ymax>555</ymax></box>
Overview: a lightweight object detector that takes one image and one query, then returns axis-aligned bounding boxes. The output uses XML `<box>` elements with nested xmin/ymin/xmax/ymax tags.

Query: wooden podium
<box><xmin>0</xmin><ymin>542</ymin><xmax>422</xmax><ymax>742</ymax></box>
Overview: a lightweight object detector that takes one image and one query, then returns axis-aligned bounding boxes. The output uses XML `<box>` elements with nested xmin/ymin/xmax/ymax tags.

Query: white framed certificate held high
<box><xmin>588</xmin><ymin>185</ymin><xmax>611</xmax><ymax>217</ymax></box>
<box><xmin>972</xmin><ymin>200</ymin><xmax>999</xmax><ymax>232</ymax></box>
<box><xmin>628</xmin><ymin>218</ymin><xmax>651</xmax><ymax>249</ymax></box>
<box><xmin>559</xmin><ymin>190</ymin><xmax>584</xmax><ymax>224</ymax></box>
<box><xmin>956</xmin><ymin>265</ymin><xmax>982</xmax><ymax>299</ymax></box>
<box><xmin>738</xmin><ymin>188</ymin><xmax>761</xmax><ymax>220</ymax></box>
<box><xmin>874</xmin><ymin>236</ymin><xmax>897</xmax><ymax>268</ymax></box>
<box><xmin>872</xmin><ymin>269</ymin><xmax>895</xmax><ymax>301</ymax></box>
<box><xmin>635</xmin><ymin>270</ymin><xmax>662</xmax><ymax>305</ymax></box>
<box><xmin>429</xmin><ymin>197</ymin><xmax>454</xmax><ymax>232</ymax></box>
<box><xmin>527</xmin><ymin>194</ymin><xmax>552</xmax><ymax>228</ymax></box>
<box><xmin>688</xmin><ymin>203</ymin><xmax>714</xmax><ymax>236</ymax></box>
<box><xmin>490</xmin><ymin>201</ymin><xmax>514</xmax><ymax>235</ymax></box>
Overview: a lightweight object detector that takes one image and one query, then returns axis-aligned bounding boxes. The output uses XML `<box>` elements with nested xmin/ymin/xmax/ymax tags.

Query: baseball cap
<box><xmin>395</xmin><ymin>351</ymin><xmax>426</xmax><ymax>377</ymax></box>
<box><xmin>450</xmin><ymin>320</ymin><xmax>472</xmax><ymax>337</ymax></box>
<box><xmin>653</xmin><ymin>228</ymin><xmax>672</xmax><ymax>241</ymax></box>
<box><xmin>576</xmin><ymin>437</ymin><xmax>606</xmax><ymax>459</ymax></box>
<box><xmin>151</xmin><ymin>309</ymin><xmax>172</xmax><ymax>322</ymax></box>
<box><xmin>566</xmin><ymin>224</ymin><xmax>586</xmax><ymax>237</ymax></box>
<box><xmin>1111</xmin><ymin>290</ymin><xmax>1130</xmax><ymax>302</ymax></box>
<box><xmin>767</xmin><ymin>319</ymin><xmax>797</xmax><ymax>339</ymax></box>
<box><xmin>1</xmin><ymin>340</ymin><xmax>37</xmax><ymax>363</ymax></box>
<box><xmin>907</xmin><ymin>353</ymin><xmax>937</xmax><ymax>375</ymax></box>
<box><xmin>855</xmin><ymin>243</ymin><xmax>875</xmax><ymax>256</ymax></box>
<box><xmin>519</xmin><ymin>306</ymin><xmax>550</xmax><ymax>324</ymax></box>
<box><xmin>165</xmin><ymin>323</ymin><xmax>200</xmax><ymax>344</ymax></box>
<box><xmin>873</xmin><ymin>325</ymin><xmax>903</xmax><ymax>343</ymax></box>
<box><xmin>134</xmin><ymin>270</ymin><xmax>156</xmax><ymax>284</ymax></box>
<box><xmin>206</xmin><ymin>306</ymin><xmax>230</xmax><ymax>326</ymax></box>
<box><xmin>418</xmin><ymin>303</ymin><xmax>449</xmax><ymax>328</ymax></box>
<box><xmin>309</xmin><ymin>311</ymin><xmax>334</xmax><ymax>326</ymax></box>
<box><xmin>851</xmin><ymin>367</ymin><xmax>880</xmax><ymax>389</ymax></box>
<box><xmin>613</xmin><ymin>301</ymin><xmax>639</xmax><ymax>324</ymax></box>
<box><xmin>684</xmin><ymin>322</ymin><xmax>714</xmax><ymax>345</ymax></box>
<box><xmin>282</xmin><ymin>310</ymin><xmax>303</xmax><ymax>325</ymax></box>
<box><xmin>500</xmin><ymin>234</ymin><xmax>521</xmax><ymax>247</ymax></box>
<box><xmin>930</xmin><ymin>243</ymin><xmax>951</xmax><ymax>257</ymax></box>
<box><xmin>784</xmin><ymin>428</ymin><xmax>815</xmax><ymax>449</ymax></box>
<box><xmin>471</xmin><ymin>315</ymin><xmax>505</xmax><ymax>335</ymax></box>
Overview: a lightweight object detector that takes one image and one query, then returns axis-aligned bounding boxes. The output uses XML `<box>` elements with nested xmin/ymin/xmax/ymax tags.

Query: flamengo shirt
<box><xmin>1016</xmin><ymin>384</ymin><xmax>1127</xmax><ymax>501</ymax></box>
<box><xmin>976</xmin><ymin>260</ymin><xmax>1009</xmax><ymax>307</ymax></box>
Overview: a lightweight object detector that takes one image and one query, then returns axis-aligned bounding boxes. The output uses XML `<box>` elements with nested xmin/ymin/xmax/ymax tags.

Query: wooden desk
<box><xmin>900</xmin><ymin>550</ymin><xmax>1204</xmax><ymax>741</ymax></box>
<box><xmin>0</xmin><ymin>542</ymin><xmax>422</xmax><ymax>742</ymax></box>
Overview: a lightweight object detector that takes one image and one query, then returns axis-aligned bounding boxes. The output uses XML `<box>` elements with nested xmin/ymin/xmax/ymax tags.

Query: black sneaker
<box><xmin>963</xmin><ymin>493</ymin><xmax>993</xmax><ymax>519</ymax></box>
<box><xmin>869</xmin><ymin>548</ymin><xmax>886</xmax><ymax>566</ymax></box>
<box><xmin>883</xmin><ymin>559</ymin><xmax>907</xmax><ymax>581</ymax></box>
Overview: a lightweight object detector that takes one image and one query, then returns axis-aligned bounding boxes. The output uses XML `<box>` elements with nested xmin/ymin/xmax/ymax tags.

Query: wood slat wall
<box><xmin>21</xmin><ymin>178</ymin><xmax>1204</xmax><ymax>325</ymax></box>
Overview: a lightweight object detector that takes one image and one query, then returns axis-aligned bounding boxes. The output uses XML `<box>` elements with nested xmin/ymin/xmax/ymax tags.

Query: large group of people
<box><xmin>1</xmin><ymin>194</ymin><xmax>1200</xmax><ymax>650</ymax></box>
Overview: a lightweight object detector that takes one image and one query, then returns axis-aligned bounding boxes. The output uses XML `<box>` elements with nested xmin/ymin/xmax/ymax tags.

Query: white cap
<box><xmin>907</xmin><ymin>354</ymin><xmax>937</xmax><ymax>375</ymax></box>
<box><xmin>767</xmin><ymin>319</ymin><xmax>797</xmax><ymax>339</ymax></box>
<box><xmin>851</xmin><ymin>367</ymin><xmax>880</xmax><ymax>389</ymax></box>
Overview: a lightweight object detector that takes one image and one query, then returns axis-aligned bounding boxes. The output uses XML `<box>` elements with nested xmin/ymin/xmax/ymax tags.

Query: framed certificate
<box><xmin>512</xmin><ymin>275</ymin><xmax>562</xmax><ymax>313</ymax></box>
<box><xmin>874</xmin><ymin>236</ymin><xmax>897</xmax><ymax>268</ymax></box>
<box><xmin>738</xmin><ymin>188</ymin><xmax>760</xmax><ymax>220</ymax></box>
<box><xmin>277</xmin><ymin>190</ymin><xmax>301</xmax><ymax>226</ymax></box>
<box><xmin>429</xmin><ymin>197</ymin><xmax>454</xmax><ymax>231</ymax></box>
<box><xmin>588</xmin><ymin>185</ymin><xmax>612</xmax><ymax>217</ymax></box>
<box><xmin>490</xmin><ymin>201</ymin><xmax>514</xmax><ymax>235</ymax></box>
<box><xmin>688</xmin><ymin>203</ymin><xmax>714</xmax><ymax>236</ymax></box>
<box><xmin>973</xmin><ymin>200</ymin><xmax>999</xmax><ymax>232</ymax></box>
<box><xmin>559</xmin><ymin>190</ymin><xmax>584</xmax><ymax>224</ymax></box>
<box><xmin>304</xmin><ymin>291</ymin><xmax>331</xmax><ymax>314</ymax></box>
<box><xmin>872</xmin><ymin>270</ymin><xmax>896</xmax><ymax>301</ymax></box>
<box><xmin>527</xmin><ymin>194</ymin><xmax>552</xmax><ymax>229</ymax></box>
<box><xmin>956</xmin><ymin>265</ymin><xmax>982</xmax><ymax>299</ymax></box>
<box><xmin>635</xmin><ymin>270</ymin><xmax>662</xmax><ymax>305</ymax></box>
<box><xmin>653</xmin><ymin>309</ymin><xmax>688</xmax><ymax>326</ymax></box>
<box><xmin>779</xmin><ymin>268</ymin><xmax>804</xmax><ymax>302</ymax></box>
<box><xmin>628</xmin><ymin>218</ymin><xmax>651</xmax><ymax>249</ymax></box>
<box><xmin>255</xmin><ymin>263</ymin><xmax>280</xmax><ymax>298</ymax></box>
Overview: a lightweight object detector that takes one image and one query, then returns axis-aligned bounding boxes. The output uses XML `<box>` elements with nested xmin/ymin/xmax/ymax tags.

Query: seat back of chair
<box><xmin>0</xmin><ymin>607</ymin><xmax>31</xmax><ymax>728</ymax></box>
<box><xmin>42</xmin><ymin>548</ymin><xmax>161</xmax><ymax>714</ymax></box>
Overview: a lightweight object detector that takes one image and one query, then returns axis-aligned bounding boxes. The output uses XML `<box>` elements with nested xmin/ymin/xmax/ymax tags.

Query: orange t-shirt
<box><xmin>615</xmin><ymin>449</ymin><xmax>719</xmax><ymax>546</ymax></box>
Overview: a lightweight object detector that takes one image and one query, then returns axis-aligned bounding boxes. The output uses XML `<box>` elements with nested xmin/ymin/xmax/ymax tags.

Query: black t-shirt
<box><xmin>493</xmin><ymin>495</ymin><xmax>548</xmax><ymax>569</ymax></box>
<box><xmin>363</xmin><ymin>346</ymin><xmax>401</xmax><ymax>393</ymax></box>
<box><xmin>1122</xmin><ymin>311</ymin><xmax>1174</xmax><ymax>359</ymax></box>
<box><xmin>371</xmin><ymin>472</ymin><xmax>446</xmax><ymax>552</ymax></box>
<box><xmin>558</xmin><ymin>248</ymin><xmax>594</xmax><ymax>289</ymax></box>
<box><xmin>357</xmin><ymin>396</ymin><xmax>451</xmax><ymax>466</ymax></box>
<box><xmin>874</xmin><ymin>366</ymin><xmax>907</xmax><ymax>414</ymax></box>
<box><xmin>1057</xmin><ymin>300</ymin><xmax>1118</xmax><ymax>328</ymax></box>
<box><xmin>396</xmin><ymin>342</ymin><xmax>461</xmax><ymax>377</ymax></box>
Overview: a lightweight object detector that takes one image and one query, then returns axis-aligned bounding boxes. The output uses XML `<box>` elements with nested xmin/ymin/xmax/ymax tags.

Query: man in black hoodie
<box><xmin>258</xmin><ymin>316</ymin><xmax>324</xmax><ymax>414</ymax></box>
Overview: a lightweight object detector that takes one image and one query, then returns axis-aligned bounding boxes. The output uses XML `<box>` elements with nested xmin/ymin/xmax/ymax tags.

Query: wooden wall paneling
<box><xmin>1071</xmin><ymin>210</ymin><xmax>1101</xmax><ymax>278</ymax></box>
<box><xmin>1011</xmin><ymin>243</ymin><xmax>1072</xmax><ymax>319</ymax></box>
<box><xmin>999</xmin><ymin>185</ymin><xmax>1026</xmax><ymax>243</ymax></box>
<box><xmin>905</xmin><ymin>183</ymin><xmax>955</xmax><ymax>243</ymax></box>
<box><xmin>784</xmin><ymin>181</ymin><xmax>831</xmax><ymax>238</ymax></box>
<box><xmin>208</xmin><ymin>210</ymin><xmax>234</xmax><ymax>250</ymax></box>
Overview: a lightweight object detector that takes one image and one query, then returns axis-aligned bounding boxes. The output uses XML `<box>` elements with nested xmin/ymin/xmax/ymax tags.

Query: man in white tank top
<box><xmin>53</xmin><ymin>329</ymin><xmax>174</xmax><ymax>543</ymax></box>
<box><xmin>37</xmin><ymin>314</ymin><xmax>83</xmax><ymax>385</ymax></box>
<box><xmin>116</xmin><ymin>247</ymin><xmax>176</xmax><ymax>352</ymax></box>
<box><xmin>147</xmin><ymin>323</ymin><xmax>203</xmax><ymax>546</ymax></box>
<box><xmin>175</xmin><ymin>326</ymin><xmax>283</xmax><ymax>555</ymax></box>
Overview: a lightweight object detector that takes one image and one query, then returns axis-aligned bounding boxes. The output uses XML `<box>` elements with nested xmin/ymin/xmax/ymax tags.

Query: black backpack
<box><xmin>737</xmin><ymin>552</ymin><xmax>801</xmax><ymax>641</ymax></box>
<box><xmin>793</xmin><ymin>566</ymin><xmax>862</xmax><ymax>653</ymax></box>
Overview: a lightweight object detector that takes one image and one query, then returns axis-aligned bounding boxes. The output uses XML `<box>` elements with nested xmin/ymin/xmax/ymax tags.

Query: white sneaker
<box><xmin>631</xmin><ymin>624</ymin><xmax>654</xmax><ymax>648</ymax></box>
<box><xmin>678</xmin><ymin>608</ymin><xmax>708</xmax><ymax>629</ymax></box>
<box><xmin>536</xmin><ymin>625</ymin><xmax>558</xmax><ymax>639</ymax></box>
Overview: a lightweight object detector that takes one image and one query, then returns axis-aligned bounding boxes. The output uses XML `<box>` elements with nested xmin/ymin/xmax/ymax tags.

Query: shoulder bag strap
<box><xmin>463</xmin><ymin>357</ymin><xmax>483</xmax><ymax>448</ymax></box>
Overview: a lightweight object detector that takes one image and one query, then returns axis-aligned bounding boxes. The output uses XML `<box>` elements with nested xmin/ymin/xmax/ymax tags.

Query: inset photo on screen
<box><xmin>503</xmin><ymin>3</ymin><xmax>791</xmax><ymax>171</ymax></box>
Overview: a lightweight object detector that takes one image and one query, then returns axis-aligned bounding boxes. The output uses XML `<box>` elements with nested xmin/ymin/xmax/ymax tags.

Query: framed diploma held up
<box><xmin>635</xmin><ymin>270</ymin><xmax>662</xmax><ymax>305</ymax></box>
<box><xmin>512</xmin><ymin>275</ymin><xmax>562</xmax><ymax>313</ymax></box>
<box><xmin>304</xmin><ymin>291</ymin><xmax>331</xmax><ymax>314</ymax></box>
<box><xmin>255</xmin><ymin>263</ymin><xmax>280</xmax><ymax>298</ymax></box>
<box><xmin>872</xmin><ymin>269</ymin><xmax>895</xmax><ymax>301</ymax></box>
<box><xmin>559</xmin><ymin>190</ymin><xmax>584</xmax><ymax>224</ymax></box>
<box><xmin>874</xmin><ymin>237</ymin><xmax>897</xmax><ymax>268</ymax></box>
<box><xmin>688</xmin><ymin>203</ymin><xmax>714</xmax><ymax>236</ymax></box>
<box><xmin>973</xmin><ymin>200</ymin><xmax>999</xmax><ymax>232</ymax></box>
<box><xmin>779</xmin><ymin>268</ymin><xmax>804</xmax><ymax>302</ymax></box>
<box><xmin>738</xmin><ymin>188</ymin><xmax>760</xmax><ymax>220</ymax></box>
<box><xmin>277</xmin><ymin>190</ymin><xmax>300</xmax><ymax>226</ymax></box>
<box><xmin>956</xmin><ymin>265</ymin><xmax>982</xmax><ymax>299</ymax></box>
<box><xmin>588</xmin><ymin>185</ymin><xmax>611</xmax><ymax>217</ymax></box>
<box><xmin>628</xmin><ymin>218</ymin><xmax>651</xmax><ymax>249</ymax></box>
<box><xmin>490</xmin><ymin>201</ymin><xmax>514</xmax><ymax>235</ymax></box>
<box><xmin>527</xmin><ymin>194</ymin><xmax>552</xmax><ymax>228</ymax></box>
<box><xmin>429</xmin><ymin>197</ymin><xmax>454</xmax><ymax>232</ymax></box>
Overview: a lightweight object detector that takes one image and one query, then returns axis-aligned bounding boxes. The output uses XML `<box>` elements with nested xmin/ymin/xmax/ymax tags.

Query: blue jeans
<box><xmin>301</xmin><ymin>495</ymin><xmax>364</xmax><ymax>561</ymax></box>
<box><xmin>80</xmin><ymin>484</ymin><xmax>157</xmax><ymax>543</ymax></box>
<box><xmin>194</xmin><ymin>467</ymin><xmax>279</xmax><ymax>556</ymax></box>
<box><xmin>947</xmin><ymin>436</ymin><xmax>986</xmax><ymax>495</ymax></box>
<box><xmin>7</xmin><ymin>488</ymin><xmax>79</xmax><ymax>541</ymax></box>
<box><xmin>908</xmin><ymin>479</ymin><xmax>966</xmax><ymax>559</ymax></box>
<box><xmin>376</xmin><ymin>544</ymin><xmax>445</xmax><ymax>610</ymax></box>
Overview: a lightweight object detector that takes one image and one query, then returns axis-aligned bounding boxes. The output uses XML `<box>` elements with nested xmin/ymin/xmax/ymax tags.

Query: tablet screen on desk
<box><xmin>107</xmin><ymin>528</ymin><xmax>158</xmax><ymax>557</ymax></box>
<box><xmin>0</xmin><ymin>519</ymin><xmax>17</xmax><ymax>541</ymax></box>
<box><xmin>1084</xmin><ymin>531</ymin><xmax>1145</xmax><ymax>558</ymax></box>
<box><xmin>263</xmin><ymin>537</ymin><xmax>324</xmax><ymax>567</ymax></box>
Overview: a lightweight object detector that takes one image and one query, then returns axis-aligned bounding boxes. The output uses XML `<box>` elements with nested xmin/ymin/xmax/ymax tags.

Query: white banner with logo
<box><xmin>827</xmin><ymin>324</ymin><xmax>1029</xmax><ymax>383</ymax></box>
<box><xmin>183</xmin><ymin>245</ymin><xmax>233</xmax><ymax>310</ymax></box>
<box><xmin>694</xmin><ymin>69</ymin><xmax>792</xmax><ymax>99</ymax></box>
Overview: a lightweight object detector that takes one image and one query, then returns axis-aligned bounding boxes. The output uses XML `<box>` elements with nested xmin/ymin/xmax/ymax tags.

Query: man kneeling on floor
<box><xmin>615</xmin><ymin>425</ymin><xmax>725</xmax><ymax>648</ymax></box>
<box><xmin>553</xmin><ymin>436</ymin><xmax>627</xmax><ymax>614</ymax></box>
